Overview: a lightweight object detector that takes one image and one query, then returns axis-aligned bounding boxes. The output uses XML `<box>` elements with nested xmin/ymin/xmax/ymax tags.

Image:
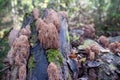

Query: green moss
<box><xmin>73</xmin><ymin>35</ymin><xmax>79</xmax><ymax>42</ymax></box>
<box><xmin>47</xmin><ymin>49</ymin><xmax>63</xmax><ymax>66</ymax></box>
<box><xmin>29</xmin><ymin>21</ymin><xmax>37</xmax><ymax>45</ymax></box>
<box><xmin>70</xmin><ymin>33</ymin><xmax>79</xmax><ymax>42</ymax></box>
<box><xmin>30</xmin><ymin>20</ymin><xmax>35</xmax><ymax>31</ymax></box>
<box><xmin>78</xmin><ymin>39</ymin><xmax>101</xmax><ymax>49</ymax></box>
<box><xmin>23</xmin><ymin>12</ymin><xmax>31</xmax><ymax>19</ymax></box>
<box><xmin>0</xmin><ymin>37</ymin><xmax>10</xmax><ymax>79</ymax></box>
<box><xmin>66</xmin><ymin>31</ymin><xmax>70</xmax><ymax>44</ymax></box>
<box><xmin>28</xmin><ymin>54</ymin><xmax>36</xmax><ymax>70</ymax></box>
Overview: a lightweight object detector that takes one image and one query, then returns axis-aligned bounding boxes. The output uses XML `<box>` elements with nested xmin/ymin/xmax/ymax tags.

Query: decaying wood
<box><xmin>5</xmin><ymin>8</ymin><xmax>70</xmax><ymax>80</ymax></box>
<box><xmin>7</xmin><ymin>47</ymin><xmax>15</xmax><ymax>65</ymax></box>
<box><xmin>59</xmin><ymin>11</ymin><xmax>68</xmax><ymax>22</ymax></box>
<box><xmin>47</xmin><ymin>62</ymin><xmax>60</xmax><ymax>80</ymax></box>
<box><xmin>36</xmin><ymin>18</ymin><xmax>59</xmax><ymax>50</ymax></box>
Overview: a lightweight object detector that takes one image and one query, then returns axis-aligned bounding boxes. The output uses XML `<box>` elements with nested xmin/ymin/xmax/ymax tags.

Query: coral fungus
<box><xmin>47</xmin><ymin>62</ymin><xmax>59</xmax><ymax>80</ymax></box>
<box><xmin>109</xmin><ymin>42</ymin><xmax>120</xmax><ymax>54</ymax></box>
<box><xmin>43</xmin><ymin>9</ymin><xmax>60</xmax><ymax>32</ymax></box>
<box><xmin>83</xmin><ymin>24</ymin><xmax>95</xmax><ymax>39</ymax></box>
<box><xmin>36</xmin><ymin>18</ymin><xmax>59</xmax><ymax>49</ymax></box>
<box><xmin>98</xmin><ymin>35</ymin><xmax>109</xmax><ymax>48</ymax></box>
<box><xmin>32</xmin><ymin>8</ymin><xmax>39</xmax><ymax>20</ymax></box>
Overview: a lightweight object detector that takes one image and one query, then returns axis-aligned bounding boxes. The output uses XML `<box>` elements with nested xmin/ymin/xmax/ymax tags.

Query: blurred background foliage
<box><xmin>0</xmin><ymin>0</ymin><xmax>120</xmax><ymax>78</ymax></box>
<box><xmin>0</xmin><ymin>0</ymin><xmax>120</xmax><ymax>36</ymax></box>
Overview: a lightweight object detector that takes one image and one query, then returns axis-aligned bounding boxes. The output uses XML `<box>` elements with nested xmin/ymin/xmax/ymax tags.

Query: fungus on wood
<box><xmin>18</xmin><ymin>64</ymin><xmax>26</xmax><ymax>80</ymax></box>
<box><xmin>47</xmin><ymin>62</ymin><xmax>60</xmax><ymax>80</ymax></box>
<box><xmin>43</xmin><ymin>9</ymin><xmax>60</xmax><ymax>32</ymax></box>
<box><xmin>83</xmin><ymin>24</ymin><xmax>95</xmax><ymax>39</ymax></box>
<box><xmin>98</xmin><ymin>35</ymin><xmax>109</xmax><ymax>48</ymax></box>
<box><xmin>109</xmin><ymin>42</ymin><xmax>120</xmax><ymax>54</ymax></box>
<box><xmin>90</xmin><ymin>45</ymin><xmax>100</xmax><ymax>54</ymax></box>
<box><xmin>19</xmin><ymin>25</ymin><xmax>31</xmax><ymax>37</ymax></box>
<box><xmin>84</xmin><ymin>45</ymin><xmax>100</xmax><ymax>60</ymax></box>
<box><xmin>7</xmin><ymin>25</ymin><xmax>30</xmax><ymax>80</ymax></box>
<box><xmin>85</xmin><ymin>46</ymin><xmax>91</xmax><ymax>54</ymax></box>
<box><xmin>8</xmin><ymin>28</ymin><xmax>19</xmax><ymax>47</ymax></box>
<box><xmin>36</xmin><ymin>18</ymin><xmax>59</xmax><ymax>50</ymax></box>
<box><xmin>32</xmin><ymin>8</ymin><xmax>39</xmax><ymax>20</ymax></box>
<box><xmin>89</xmin><ymin>51</ymin><xmax>95</xmax><ymax>61</ymax></box>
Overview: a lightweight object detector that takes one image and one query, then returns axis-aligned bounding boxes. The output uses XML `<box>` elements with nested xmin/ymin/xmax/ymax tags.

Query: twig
<box><xmin>0</xmin><ymin>27</ymin><xmax>13</xmax><ymax>42</ymax></box>
<box><xmin>0</xmin><ymin>66</ymin><xmax>10</xmax><ymax>72</ymax></box>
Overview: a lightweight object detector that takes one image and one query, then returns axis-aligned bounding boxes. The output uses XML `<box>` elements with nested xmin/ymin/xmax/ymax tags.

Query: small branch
<box><xmin>0</xmin><ymin>27</ymin><xmax>13</xmax><ymax>42</ymax></box>
<box><xmin>0</xmin><ymin>66</ymin><xmax>11</xmax><ymax>72</ymax></box>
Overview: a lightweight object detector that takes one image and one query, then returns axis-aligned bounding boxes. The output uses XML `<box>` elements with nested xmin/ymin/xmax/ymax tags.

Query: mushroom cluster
<box><xmin>7</xmin><ymin>8</ymin><xmax>68</xmax><ymax>80</ymax></box>
<box><xmin>109</xmin><ymin>42</ymin><xmax>120</xmax><ymax>54</ymax></box>
<box><xmin>36</xmin><ymin>9</ymin><xmax>60</xmax><ymax>50</ymax></box>
<box><xmin>43</xmin><ymin>9</ymin><xmax>60</xmax><ymax>32</ymax></box>
<box><xmin>98</xmin><ymin>35</ymin><xmax>109</xmax><ymax>48</ymax></box>
<box><xmin>85</xmin><ymin>45</ymin><xmax>100</xmax><ymax>60</ymax></box>
<box><xmin>7</xmin><ymin>25</ymin><xmax>31</xmax><ymax>80</ymax></box>
<box><xmin>47</xmin><ymin>62</ymin><xmax>59</xmax><ymax>80</ymax></box>
<box><xmin>19</xmin><ymin>25</ymin><xmax>31</xmax><ymax>37</ymax></box>
<box><xmin>83</xmin><ymin>23</ymin><xmax>95</xmax><ymax>39</ymax></box>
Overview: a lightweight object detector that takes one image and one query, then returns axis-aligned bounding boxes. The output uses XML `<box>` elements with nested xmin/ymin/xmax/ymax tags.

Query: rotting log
<box><xmin>5</xmin><ymin>8</ymin><xmax>77</xmax><ymax>80</ymax></box>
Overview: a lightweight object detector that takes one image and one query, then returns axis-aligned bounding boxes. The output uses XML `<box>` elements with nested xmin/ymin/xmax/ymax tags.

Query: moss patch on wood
<box><xmin>47</xmin><ymin>49</ymin><xmax>63</xmax><ymax>66</ymax></box>
<box><xmin>28</xmin><ymin>54</ymin><xmax>36</xmax><ymax>70</ymax></box>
